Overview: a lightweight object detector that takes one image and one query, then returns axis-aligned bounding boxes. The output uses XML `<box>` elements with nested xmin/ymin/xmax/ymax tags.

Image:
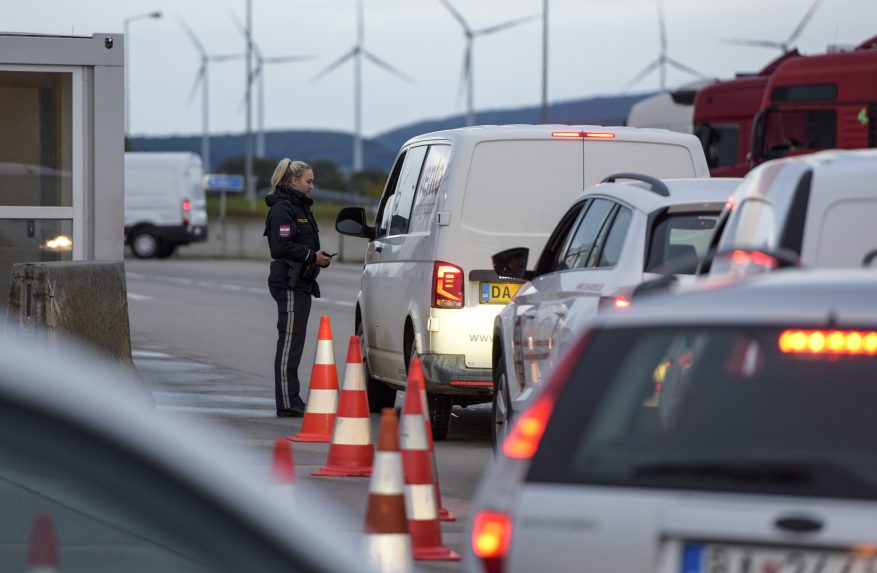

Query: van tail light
<box><xmin>502</xmin><ymin>330</ymin><xmax>592</xmax><ymax>460</ymax></box>
<box><xmin>182</xmin><ymin>198</ymin><xmax>192</xmax><ymax>227</ymax></box>
<box><xmin>471</xmin><ymin>510</ymin><xmax>512</xmax><ymax>573</ymax></box>
<box><xmin>550</xmin><ymin>131</ymin><xmax>616</xmax><ymax>139</ymax></box>
<box><xmin>433</xmin><ymin>262</ymin><xmax>464</xmax><ymax>308</ymax></box>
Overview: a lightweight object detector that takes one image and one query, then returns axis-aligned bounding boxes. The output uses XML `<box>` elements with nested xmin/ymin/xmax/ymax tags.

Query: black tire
<box><xmin>357</xmin><ymin>320</ymin><xmax>396</xmax><ymax>412</ymax></box>
<box><xmin>428</xmin><ymin>393</ymin><xmax>452</xmax><ymax>441</ymax></box>
<box><xmin>130</xmin><ymin>230</ymin><xmax>159</xmax><ymax>259</ymax></box>
<box><xmin>491</xmin><ymin>356</ymin><xmax>513</xmax><ymax>451</ymax></box>
<box><xmin>156</xmin><ymin>242</ymin><xmax>176</xmax><ymax>259</ymax></box>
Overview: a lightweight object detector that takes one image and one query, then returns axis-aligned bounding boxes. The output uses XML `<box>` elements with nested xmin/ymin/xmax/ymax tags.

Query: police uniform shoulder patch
<box><xmin>279</xmin><ymin>224</ymin><xmax>291</xmax><ymax>238</ymax></box>
<box><xmin>297</xmin><ymin>218</ymin><xmax>309</xmax><ymax>224</ymax></box>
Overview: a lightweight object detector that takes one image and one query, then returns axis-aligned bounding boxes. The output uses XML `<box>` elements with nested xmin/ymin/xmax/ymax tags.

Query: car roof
<box><xmin>576</xmin><ymin>176</ymin><xmax>740</xmax><ymax>213</ymax></box>
<box><xmin>595</xmin><ymin>268</ymin><xmax>877</xmax><ymax>329</ymax></box>
<box><xmin>0</xmin><ymin>331</ymin><xmax>370</xmax><ymax>573</ymax></box>
<box><xmin>401</xmin><ymin>123</ymin><xmax>702</xmax><ymax>148</ymax></box>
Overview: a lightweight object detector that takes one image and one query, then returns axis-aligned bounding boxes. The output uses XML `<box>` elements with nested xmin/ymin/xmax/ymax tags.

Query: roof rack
<box><xmin>601</xmin><ymin>173</ymin><xmax>670</xmax><ymax>197</ymax></box>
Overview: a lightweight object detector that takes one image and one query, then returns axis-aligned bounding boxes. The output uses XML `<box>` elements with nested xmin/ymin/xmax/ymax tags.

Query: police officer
<box><xmin>264</xmin><ymin>159</ymin><xmax>332</xmax><ymax>417</ymax></box>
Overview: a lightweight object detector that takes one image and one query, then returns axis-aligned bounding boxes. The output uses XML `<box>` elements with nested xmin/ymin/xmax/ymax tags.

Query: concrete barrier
<box><xmin>5</xmin><ymin>261</ymin><xmax>134</xmax><ymax>368</ymax></box>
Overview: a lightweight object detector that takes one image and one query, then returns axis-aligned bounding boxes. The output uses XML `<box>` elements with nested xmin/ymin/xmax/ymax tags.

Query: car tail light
<box><xmin>713</xmin><ymin>249</ymin><xmax>779</xmax><ymax>276</ymax></box>
<box><xmin>598</xmin><ymin>294</ymin><xmax>631</xmax><ymax>311</ymax></box>
<box><xmin>433</xmin><ymin>262</ymin><xmax>464</xmax><ymax>308</ymax></box>
<box><xmin>471</xmin><ymin>510</ymin><xmax>512</xmax><ymax>573</ymax></box>
<box><xmin>502</xmin><ymin>331</ymin><xmax>592</xmax><ymax>459</ymax></box>
<box><xmin>182</xmin><ymin>198</ymin><xmax>192</xmax><ymax>227</ymax></box>
<box><xmin>779</xmin><ymin>329</ymin><xmax>877</xmax><ymax>356</ymax></box>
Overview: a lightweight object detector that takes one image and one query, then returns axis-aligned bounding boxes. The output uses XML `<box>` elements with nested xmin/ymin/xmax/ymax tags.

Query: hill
<box><xmin>128</xmin><ymin>92</ymin><xmax>655</xmax><ymax>173</ymax></box>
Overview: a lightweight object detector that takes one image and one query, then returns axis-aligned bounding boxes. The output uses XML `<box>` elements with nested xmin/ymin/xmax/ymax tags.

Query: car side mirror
<box><xmin>335</xmin><ymin>207</ymin><xmax>375</xmax><ymax>240</ymax></box>
<box><xmin>492</xmin><ymin>247</ymin><xmax>530</xmax><ymax>280</ymax></box>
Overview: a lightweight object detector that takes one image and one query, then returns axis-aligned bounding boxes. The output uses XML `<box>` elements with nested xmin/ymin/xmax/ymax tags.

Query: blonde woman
<box><xmin>264</xmin><ymin>159</ymin><xmax>333</xmax><ymax>416</ymax></box>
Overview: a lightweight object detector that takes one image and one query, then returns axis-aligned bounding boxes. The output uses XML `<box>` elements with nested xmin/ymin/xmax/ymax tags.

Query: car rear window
<box><xmin>529</xmin><ymin>325</ymin><xmax>877</xmax><ymax>500</ymax></box>
<box><xmin>645</xmin><ymin>212</ymin><xmax>719</xmax><ymax>274</ymax></box>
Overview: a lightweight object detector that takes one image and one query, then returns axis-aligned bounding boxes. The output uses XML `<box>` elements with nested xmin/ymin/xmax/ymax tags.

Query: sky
<box><xmin>4</xmin><ymin>0</ymin><xmax>876</xmax><ymax>138</ymax></box>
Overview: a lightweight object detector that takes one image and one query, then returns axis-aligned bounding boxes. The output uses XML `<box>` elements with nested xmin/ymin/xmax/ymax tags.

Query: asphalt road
<box><xmin>125</xmin><ymin>257</ymin><xmax>493</xmax><ymax>572</ymax></box>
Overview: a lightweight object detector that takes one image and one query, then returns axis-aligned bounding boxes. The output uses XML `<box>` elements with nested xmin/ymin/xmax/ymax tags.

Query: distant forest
<box><xmin>128</xmin><ymin>92</ymin><xmax>653</xmax><ymax>173</ymax></box>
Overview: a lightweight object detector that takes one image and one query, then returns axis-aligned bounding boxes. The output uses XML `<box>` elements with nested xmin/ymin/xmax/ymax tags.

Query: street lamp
<box><xmin>124</xmin><ymin>10</ymin><xmax>162</xmax><ymax>136</ymax></box>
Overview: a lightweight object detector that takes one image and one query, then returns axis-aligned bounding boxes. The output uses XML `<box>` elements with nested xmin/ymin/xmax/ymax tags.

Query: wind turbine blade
<box><xmin>228</xmin><ymin>9</ymin><xmax>247</xmax><ymax>38</ymax></box>
<box><xmin>310</xmin><ymin>49</ymin><xmax>356</xmax><ymax>83</ymax></box>
<box><xmin>665</xmin><ymin>57</ymin><xmax>705</xmax><ymax>79</ymax></box>
<box><xmin>209</xmin><ymin>53</ymin><xmax>247</xmax><ymax>62</ymax></box>
<box><xmin>262</xmin><ymin>55</ymin><xmax>318</xmax><ymax>64</ymax></box>
<box><xmin>362</xmin><ymin>50</ymin><xmax>416</xmax><ymax>84</ymax></box>
<box><xmin>721</xmin><ymin>37</ymin><xmax>784</xmax><ymax>49</ymax></box>
<box><xmin>786</xmin><ymin>0</ymin><xmax>822</xmax><ymax>46</ymax></box>
<box><xmin>438</xmin><ymin>0</ymin><xmax>470</xmax><ymax>33</ymax></box>
<box><xmin>657</xmin><ymin>0</ymin><xmax>667</xmax><ymax>54</ymax></box>
<box><xmin>187</xmin><ymin>63</ymin><xmax>205</xmax><ymax>105</ymax></box>
<box><xmin>178</xmin><ymin>17</ymin><xmax>206</xmax><ymax>55</ymax></box>
<box><xmin>475</xmin><ymin>14</ymin><xmax>539</xmax><ymax>36</ymax></box>
<box><xmin>357</xmin><ymin>0</ymin><xmax>364</xmax><ymax>45</ymax></box>
<box><xmin>622</xmin><ymin>58</ymin><xmax>661</xmax><ymax>90</ymax></box>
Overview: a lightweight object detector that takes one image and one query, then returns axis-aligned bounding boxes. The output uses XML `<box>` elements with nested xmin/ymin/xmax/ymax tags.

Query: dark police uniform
<box><xmin>264</xmin><ymin>186</ymin><xmax>321</xmax><ymax>414</ymax></box>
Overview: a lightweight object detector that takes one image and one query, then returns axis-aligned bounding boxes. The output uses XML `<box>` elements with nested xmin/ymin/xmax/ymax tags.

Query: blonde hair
<box><xmin>270</xmin><ymin>159</ymin><xmax>312</xmax><ymax>191</ymax></box>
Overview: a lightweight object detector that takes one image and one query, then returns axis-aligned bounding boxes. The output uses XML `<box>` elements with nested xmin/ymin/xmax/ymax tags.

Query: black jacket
<box><xmin>264</xmin><ymin>187</ymin><xmax>321</xmax><ymax>294</ymax></box>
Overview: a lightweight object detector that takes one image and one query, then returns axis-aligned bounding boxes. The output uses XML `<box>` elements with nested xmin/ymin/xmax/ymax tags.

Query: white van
<box><xmin>707</xmin><ymin>148</ymin><xmax>877</xmax><ymax>275</ymax></box>
<box><xmin>124</xmin><ymin>152</ymin><xmax>208</xmax><ymax>258</ymax></box>
<box><xmin>335</xmin><ymin>124</ymin><xmax>709</xmax><ymax>438</ymax></box>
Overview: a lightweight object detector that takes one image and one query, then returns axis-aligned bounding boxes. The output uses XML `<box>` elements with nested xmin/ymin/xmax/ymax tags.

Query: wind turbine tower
<box><xmin>312</xmin><ymin>0</ymin><xmax>414</xmax><ymax>173</ymax></box>
<box><xmin>438</xmin><ymin>0</ymin><xmax>539</xmax><ymax>126</ymax></box>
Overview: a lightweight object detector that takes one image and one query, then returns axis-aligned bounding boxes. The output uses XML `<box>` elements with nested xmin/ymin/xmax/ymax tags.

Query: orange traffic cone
<box><xmin>410</xmin><ymin>358</ymin><xmax>456</xmax><ymax>522</ymax></box>
<box><xmin>364</xmin><ymin>408</ymin><xmax>413</xmax><ymax>573</ymax></box>
<box><xmin>28</xmin><ymin>513</ymin><xmax>59</xmax><ymax>573</ymax></box>
<box><xmin>313</xmin><ymin>335</ymin><xmax>374</xmax><ymax>477</ymax></box>
<box><xmin>400</xmin><ymin>368</ymin><xmax>460</xmax><ymax>561</ymax></box>
<box><xmin>291</xmin><ymin>315</ymin><xmax>339</xmax><ymax>442</ymax></box>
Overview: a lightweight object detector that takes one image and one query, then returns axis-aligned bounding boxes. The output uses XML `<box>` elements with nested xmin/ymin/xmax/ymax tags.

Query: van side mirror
<box><xmin>335</xmin><ymin>207</ymin><xmax>375</xmax><ymax>240</ymax></box>
<box><xmin>492</xmin><ymin>247</ymin><xmax>530</xmax><ymax>280</ymax></box>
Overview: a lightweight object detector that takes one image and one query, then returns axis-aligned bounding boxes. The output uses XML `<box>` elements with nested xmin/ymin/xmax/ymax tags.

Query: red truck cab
<box><xmin>694</xmin><ymin>51</ymin><xmax>799</xmax><ymax>177</ymax></box>
<box><xmin>751</xmin><ymin>37</ymin><xmax>877</xmax><ymax>166</ymax></box>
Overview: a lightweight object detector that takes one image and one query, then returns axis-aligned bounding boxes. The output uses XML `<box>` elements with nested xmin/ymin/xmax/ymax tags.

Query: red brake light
<box><xmin>779</xmin><ymin>330</ymin><xmax>877</xmax><ymax>356</ymax></box>
<box><xmin>551</xmin><ymin>131</ymin><xmax>583</xmax><ymax>138</ymax></box>
<box><xmin>182</xmin><ymin>198</ymin><xmax>192</xmax><ymax>226</ymax></box>
<box><xmin>502</xmin><ymin>393</ymin><xmax>555</xmax><ymax>459</ymax></box>
<box><xmin>471</xmin><ymin>510</ymin><xmax>512</xmax><ymax>561</ymax></box>
<box><xmin>433</xmin><ymin>262</ymin><xmax>464</xmax><ymax>308</ymax></box>
<box><xmin>550</xmin><ymin>131</ymin><xmax>616</xmax><ymax>139</ymax></box>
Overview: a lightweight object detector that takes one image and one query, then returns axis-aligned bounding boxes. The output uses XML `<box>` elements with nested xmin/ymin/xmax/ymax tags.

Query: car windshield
<box><xmin>530</xmin><ymin>325</ymin><xmax>877</xmax><ymax>499</ymax></box>
<box><xmin>645</xmin><ymin>213</ymin><xmax>719</xmax><ymax>274</ymax></box>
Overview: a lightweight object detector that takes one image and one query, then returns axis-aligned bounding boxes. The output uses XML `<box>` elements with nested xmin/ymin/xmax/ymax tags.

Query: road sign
<box><xmin>204</xmin><ymin>174</ymin><xmax>245</xmax><ymax>193</ymax></box>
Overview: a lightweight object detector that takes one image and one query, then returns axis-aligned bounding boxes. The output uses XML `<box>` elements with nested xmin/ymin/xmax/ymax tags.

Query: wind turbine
<box><xmin>623</xmin><ymin>0</ymin><xmax>704</xmax><ymax>92</ymax></box>
<box><xmin>311</xmin><ymin>0</ymin><xmax>414</xmax><ymax>173</ymax></box>
<box><xmin>180</xmin><ymin>17</ymin><xmax>245</xmax><ymax>171</ymax></box>
<box><xmin>438</xmin><ymin>0</ymin><xmax>539</xmax><ymax>126</ymax></box>
<box><xmin>722</xmin><ymin>0</ymin><xmax>822</xmax><ymax>53</ymax></box>
<box><xmin>229</xmin><ymin>11</ymin><xmax>316</xmax><ymax>159</ymax></box>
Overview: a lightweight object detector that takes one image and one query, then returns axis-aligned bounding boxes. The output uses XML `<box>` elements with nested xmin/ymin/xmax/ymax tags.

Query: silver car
<box><xmin>468</xmin><ymin>269</ymin><xmax>877</xmax><ymax>573</ymax></box>
<box><xmin>490</xmin><ymin>174</ymin><xmax>740</xmax><ymax>446</ymax></box>
<box><xmin>0</xmin><ymin>331</ymin><xmax>370</xmax><ymax>573</ymax></box>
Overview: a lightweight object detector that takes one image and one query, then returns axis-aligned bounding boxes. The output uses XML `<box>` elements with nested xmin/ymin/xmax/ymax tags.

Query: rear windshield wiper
<box><xmin>631</xmin><ymin>461</ymin><xmax>813</xmax><ymax>484</ymax></box>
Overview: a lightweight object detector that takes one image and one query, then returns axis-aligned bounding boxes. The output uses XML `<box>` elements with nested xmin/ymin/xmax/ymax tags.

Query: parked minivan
<box><xmin>124</xmin><ymin>152</ymin><xmax>208</xmax><ymax>258</ymax></box>
<box><xmin>335</xmin><ymin>125</ymin><xmax>709</xmax><ymax>438</ymax></box>
<box><xmin>707</xmin><ymin>148</ymin><xmax>877</xmax><ymax>276</ymax></box>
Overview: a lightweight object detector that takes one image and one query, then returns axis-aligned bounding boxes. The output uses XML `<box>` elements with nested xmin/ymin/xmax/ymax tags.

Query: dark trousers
<box><xmin>269</xmin><ymin>286</ymin><xmax>312</xmax><ymax>411</ymax></box>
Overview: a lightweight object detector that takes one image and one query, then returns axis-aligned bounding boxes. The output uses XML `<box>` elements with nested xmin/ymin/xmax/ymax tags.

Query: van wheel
<box><xmin>357</xmin><ymin>321</ymin><xmax>396</xmax><ymax>412</ymax></box>
<box><xmin>427</xmin><ymin>393</ymin><xmax>452</xmax><ymax>441</ymax></box>
<box><xmin>156</xmin><ymin>242</ymin><xmax>176</xmax><ymax>259</ymax></box>
<box><xmin>131</xmin><ymin>230</ymin><xmax>159</xmax><ymax>259</ymax></box>
<box><xmin>491</xmin><ymin>357</ymin><xmax>512</xmax><ymax>451</ymax></box>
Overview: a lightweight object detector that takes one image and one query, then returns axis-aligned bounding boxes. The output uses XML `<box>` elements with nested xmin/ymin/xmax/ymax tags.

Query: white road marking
<box><xmin>127</xmin><ymin>292</ymin><xmax>152</xmax><ymax>301</ymax></box>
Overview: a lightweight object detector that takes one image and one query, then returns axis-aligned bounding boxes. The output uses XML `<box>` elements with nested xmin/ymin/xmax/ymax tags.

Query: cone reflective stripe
<box><xmin>291</xmin><ymin>315</ymin><xmax>339</xmax><ymax>442</ymax></box>
<box><xmin>28</xmin><ymin>513</ymin><xmax>59</xmax><ymax>573</ymax></box>
<box><xmin>313</xmin><ymin>335</ymin><xmax>374</xmax><ymax>477</ymax></box>
<box><xmin>365</xmin><ymin>409</ymin><xmax>412</xmax><ymax>573</ymax></box>
<box><xmin>400</xmin><ymin>368</ymin><xmax>460</xmax><ymax>561</ymax></box>
<box><xmin>410</xmin><ymin>358</ymin><xmax>456</xmax><ymax>521</ymax></box>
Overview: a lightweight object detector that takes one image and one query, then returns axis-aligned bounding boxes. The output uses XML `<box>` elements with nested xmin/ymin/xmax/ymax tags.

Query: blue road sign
<box><xmin>204</xmin><ymin>174</ymin><xmax>245</xmax><ymax>192</ymax></box>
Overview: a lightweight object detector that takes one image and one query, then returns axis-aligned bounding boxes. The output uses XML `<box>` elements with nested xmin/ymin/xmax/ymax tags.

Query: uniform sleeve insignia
<box><xmin>279</xmin><ymin>224</ymin><xmax>291</xmax><ymax>238</ymax></box>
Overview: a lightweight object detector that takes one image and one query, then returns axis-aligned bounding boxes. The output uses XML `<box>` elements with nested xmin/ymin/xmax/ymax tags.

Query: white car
<box><xmin>490</xmin><ymin>174</ymin><xmax>739</xmax><ymax>445</ymax></box>
<box><xmin>0</xmin><ymin>332</ymin><xmax>370</xmax><ymax>573</ymax></box>
<box><xmin>468</xmin><ymin>268</ymin><xmax>877</xmax><ymax>573</ymax></box>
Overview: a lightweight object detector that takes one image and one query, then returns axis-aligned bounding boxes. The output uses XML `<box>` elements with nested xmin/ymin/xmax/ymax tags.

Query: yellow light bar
<box><xmin>779</xmin><ymin>330</ymin><xmax>877</xmax><ymax>355</ymax></box>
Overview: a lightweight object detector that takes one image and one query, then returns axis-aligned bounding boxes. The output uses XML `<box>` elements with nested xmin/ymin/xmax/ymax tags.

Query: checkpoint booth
<box><xmin>0</xmin><ymin>32</ymin><xmax>124</xmax><ymax>306</ymax></box>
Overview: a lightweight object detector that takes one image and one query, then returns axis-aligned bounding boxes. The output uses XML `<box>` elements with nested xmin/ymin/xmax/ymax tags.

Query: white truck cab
<box><xmin>336</xmin><ymin>124</ymin><xmax>709</xmax><ymax>438</ymax></box>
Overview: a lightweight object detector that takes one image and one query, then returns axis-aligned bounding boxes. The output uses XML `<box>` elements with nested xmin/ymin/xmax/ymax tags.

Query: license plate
<box><xmin>479</xmin><ymin>282</ymin><xmax>521</xmax><ymax>304</ymax></box>
<box><xmin>682</xmin><ymin>542</ymin><xmax>875</xmax><ymax>573</ymax></box>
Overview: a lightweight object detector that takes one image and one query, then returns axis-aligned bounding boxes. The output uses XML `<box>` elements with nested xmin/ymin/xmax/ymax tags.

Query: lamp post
<box><xmin>124</xmin><ymin>10</ymin><xmax>162</xmax><ymax>136</ymax></box>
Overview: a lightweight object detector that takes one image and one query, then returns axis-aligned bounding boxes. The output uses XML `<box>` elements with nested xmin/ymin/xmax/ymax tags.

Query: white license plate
<box><xmin>682</xmin><ymin>542</ymin><xmax>875</xmax><ymax>573</ymax></box>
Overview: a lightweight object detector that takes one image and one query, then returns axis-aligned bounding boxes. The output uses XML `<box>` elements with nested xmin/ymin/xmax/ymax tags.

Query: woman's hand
<box><xmin>315</xmin><ymin>250</ymin><xmax>333</xmax><ymax>268</ymax></box>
